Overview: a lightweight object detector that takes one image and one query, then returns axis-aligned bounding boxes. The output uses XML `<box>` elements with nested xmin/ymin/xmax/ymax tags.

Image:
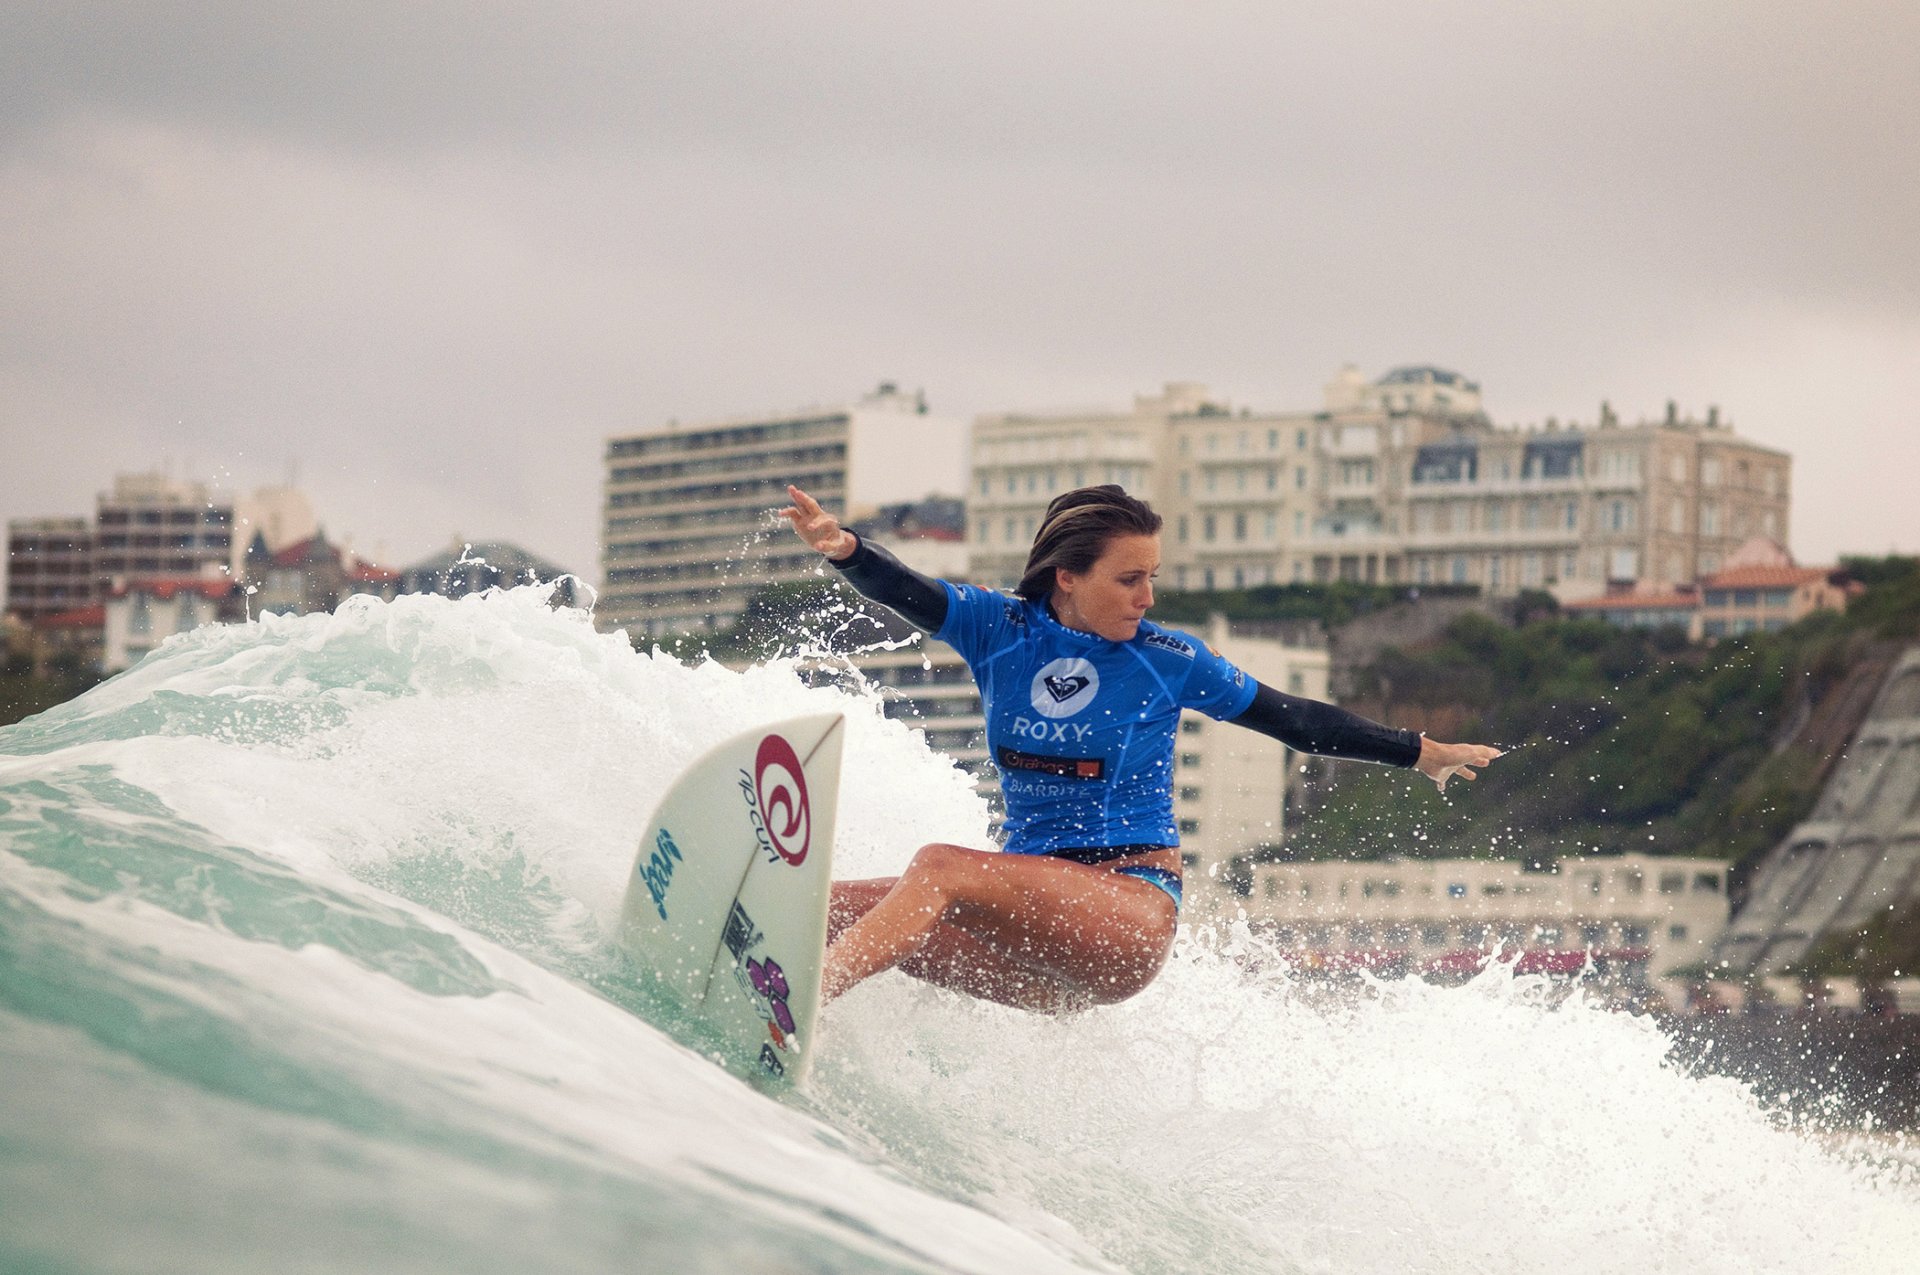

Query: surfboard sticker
<box><xmin>619</xmin><ymin>712</ymin><xmax>844</xmax><ymax>1086</ymax></box>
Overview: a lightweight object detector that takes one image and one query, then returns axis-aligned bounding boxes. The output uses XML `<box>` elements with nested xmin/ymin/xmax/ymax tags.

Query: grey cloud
<box><xmin>2</xmin><ymin>2</ymin><xmax>1916</xmax><ymax>578</ymax></box>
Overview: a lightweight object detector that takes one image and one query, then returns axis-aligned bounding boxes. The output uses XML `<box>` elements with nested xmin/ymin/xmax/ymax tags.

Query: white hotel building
<box><xmin>600</xmin><ymin>384</ymin><xmax>968</xmax><ymax>637</ymax></box>
<box><xmin>1244</xmin><ymin>854</ymin><xmax>1730</xmax><ymax>987</ymax></box>
<box><xmin>968</xmin><ymin>367</ymin><xmax>1790</xmax><ymax>601</ymax></box>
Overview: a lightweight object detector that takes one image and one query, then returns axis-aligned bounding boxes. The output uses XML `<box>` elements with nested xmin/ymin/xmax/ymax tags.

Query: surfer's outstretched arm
<box><xmin>779</xmin><ymin>484</ymin><xmax>949</xmax><ymax>632</ymax></box>
<box><xmin>1230</xmin><ymin>682</ymin><xmax>1502</xmax><ymax>793</ymax></box>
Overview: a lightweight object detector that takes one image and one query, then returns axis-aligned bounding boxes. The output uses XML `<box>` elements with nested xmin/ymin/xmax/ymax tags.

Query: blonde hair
<box><xmin>1015</xmin><ymin>485</ymin><xmax>1162</xmax><ymax>600</ymax></box>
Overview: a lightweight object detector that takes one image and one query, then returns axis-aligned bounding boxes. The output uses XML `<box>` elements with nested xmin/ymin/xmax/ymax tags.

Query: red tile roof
<box><xmin>39</xmin><ymin>605</ymin><xmax>106</xmax><ymax>629</ymax></box>
<box><xmin>1563</xmin><ymin>591</ymin><xmax>1699</xmax><ymax>612</ymax></box>
<box><xmin>271</xmin><ymin>536</ymin><xmax>340</xmax><ymax>567</ymax></box>
<box><xmin>350</xmin><ymin>564</ymin><xmax>400</xmax><ymax>583</ymax></box>
<box><xmin>109</xmin><ymin>578</ymin><xmax>237</xmax><ymax>601</ymax></box>
<box><xmin>1699</xmin><ymin>565</ymin><xmax>1835</xmax><ymax>590</ymax></box>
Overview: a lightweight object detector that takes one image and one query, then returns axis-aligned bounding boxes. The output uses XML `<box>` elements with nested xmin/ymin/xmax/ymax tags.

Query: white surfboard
<box><xmin>619</xmin><ymin>712</ymin><xmax>844</xmax><ymax>1086</ymax></box>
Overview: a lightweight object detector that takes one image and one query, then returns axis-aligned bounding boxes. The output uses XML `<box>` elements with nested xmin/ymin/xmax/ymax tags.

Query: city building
<box><xmin>19</xmin><ymin>605</ymin><xmax>105</xmax><ymax>676</ymax></box>
<box><xmin>1244</xmin><ymin>853</ymin><xmax>1731</xmax><ymax>989</ymax></box>
<box><xmin>1558</xmin><ymin>537</ymin><xmax>1856</xmax><ymax>640</ymax></box>
<box><xmin>231</xmin><ymin>484</ymin><xmax>319</xmax><ymax>573</ymax></box>
<box><xmin>967</xmin><ymin>369</ymin><xmax>1791</xmax><ymax>602</ymax></box>
<box><xmin>1402</xmin><ymin>401</ymin><xmax>1790</xmax><ymax>599</ymax></box>
<box><xmin>93</xmin><ymin>472</ymin><xmax>236</xmax><ymax>592</ymax></box>
<box><xmin>103</xmin><ymin>578</ymin><xmax>245</xmax><ymax>672</ymax></box>
<box><xmin>601</xmin><ymin>384</ymin><xmax>969</xmax><ymax>637</ymax></box>
<box><xmin>5</xmin><ymin>517</ymin><xmax>94</xmax><ymax>621</ymax></box>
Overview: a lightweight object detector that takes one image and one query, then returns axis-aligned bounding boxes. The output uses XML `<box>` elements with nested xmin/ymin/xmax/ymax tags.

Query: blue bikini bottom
<box><xmin>1111</xmin><ymin>864</ymin><xmax>1182</xmax><ymax>912</ymax></box>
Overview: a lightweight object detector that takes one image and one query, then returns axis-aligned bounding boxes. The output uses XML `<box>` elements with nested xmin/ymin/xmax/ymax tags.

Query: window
<box><xmin>1295</xmin><ymin>467</ymin><xmax>1307</xmax><ymax>490</ymax></box>
<box><xmin>1669</xmin><ymin>924</ymin><xmax>1689</xmax><ymax>941</ymax></box>
<box><xmin>1179</xmin><ymin>786</ymin><xmax>1201</xmax><ymax>801</ymax></box>
<box><xmin>1180</xmin><ymin>717</ymin><xmax>1202</xmax><ymax>734</ymax></box>
<box><xmin>1178</xmin><ymin>818</ymin><xmax>1200</xmax><ymax>834</ymax></box>
<box><xmin>1659</xmin><ymin>872</ymin><xmax>1685</xmax><ymax>894</ymax></box>
<box><xmin>1693</xmin><ymin>873</ymin><xmax>1721</xmax><ymax>894</ymax></box>
<box><xmin>1287</xmin><ymin>672</ymin><xmax>1304</xmax><ymax>694</ymax></box>
<box><xmin>1179</xmin><ymin>753</ymin><xmax>1201</xmax><ymax>767</ymax></box>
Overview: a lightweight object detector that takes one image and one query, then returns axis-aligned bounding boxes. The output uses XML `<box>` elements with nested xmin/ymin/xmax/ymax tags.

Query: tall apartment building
<box><xmin>4</xmin><ymin>518</ymin><xmax>95</xmax><ymax>621</ymax></box>
<box><xmin>93</xmin><ymin>472</ymin><xmax>235</xmax><ymax>590</ymax></box>
<box><xmin>969</xmin><ymin>368</ymin><xmax>1790</xmax><ymax>601</ymax></box>
<box><xmin>600</xmin><ymin>384</ymin><xmax>968</xmax><ymax>637</ymax></box>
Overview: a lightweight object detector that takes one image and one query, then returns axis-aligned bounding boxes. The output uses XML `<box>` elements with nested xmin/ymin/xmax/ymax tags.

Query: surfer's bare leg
<box><xmin>831</xmin><ymin>878</ymin><xmax>1102</xmax><ymax>1012</ymax></box>
<box><xmin>822</xmin><ymin>845</ymin><xmax>1176</xmax><ymax>1008</ymax></box>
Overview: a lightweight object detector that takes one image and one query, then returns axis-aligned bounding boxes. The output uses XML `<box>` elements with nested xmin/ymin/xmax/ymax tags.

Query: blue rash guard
<box><xmin>935</xmin><ymin>580</ymin><xmax>1257</xmax><ymax>856</ymax></box>
<box><xmin>827</xmin><ymin>533</ymin><xmax>1423</xmax><ymax>860</ymax></box>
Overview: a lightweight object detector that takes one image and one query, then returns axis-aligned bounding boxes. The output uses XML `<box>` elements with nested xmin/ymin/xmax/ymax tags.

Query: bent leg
<box><xmin>822</xmin><ymin>845</ymin><xmax>1176</xmax><ymax>1007</ymax></box>
<box><xmin>832</xmin><ymin>877</ymin><xmax>1098</xmax><ymax>1011</ymax></box>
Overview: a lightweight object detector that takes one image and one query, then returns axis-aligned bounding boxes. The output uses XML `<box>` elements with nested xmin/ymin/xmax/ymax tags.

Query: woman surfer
<box><xmin>780</xmin><ymin>483</ymin><xmax>1500</xmax><ymax>1012</ymax></box>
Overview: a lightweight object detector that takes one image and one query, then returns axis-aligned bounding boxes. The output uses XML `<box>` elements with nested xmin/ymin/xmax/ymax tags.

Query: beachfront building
<box><xmin>102</xmin><ymin>577</ymin><xmax>245</xmax><ymax>672</ymax></box>
<box><xmin>5</xmin><ymin>517</ymin><xmax>95</xmax><ymax>622</ymax></box>
<box><xmin>967</xmin><ymin>369</ymin><xmax>1790</xmax><ymax>602</ymax></box>
<box><xmin>600</xmin><ymin>384</ymin><xmax>969</xmax><ymax>638</ymax></box>
<box><xmin>93</xmin><ymin>472</ymin><xmax>236</xmax><ymax>594</ymax></box>
<box><xmin>1403</xmin><ymin>402</ymin><xmax>1790</xmax><ymax>599</ymax></box>
<box><xmin>1558</xmin><ymin>538</ymin><xmax>1857</xmax><ymax>640</ymax></box>
<box><xmin>1243</xmin><ymin>853</ymin><xmax>1731</xmax><ymax>988</ymax></box>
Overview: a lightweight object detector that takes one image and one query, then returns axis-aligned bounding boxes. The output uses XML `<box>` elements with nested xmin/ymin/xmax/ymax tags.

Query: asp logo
<box><xmin>738</xmin><ymin>733</ymin><xmax>812</xmax><ymax>866</ymax></box>
<box><xmin>1029</xmin><ymin>657</ymin><xmax>1099</xmax><ymax>719</ymax></box>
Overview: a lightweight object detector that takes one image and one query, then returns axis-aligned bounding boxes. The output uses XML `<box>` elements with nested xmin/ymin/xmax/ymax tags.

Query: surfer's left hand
<box><xmin>1416</xmin><ymin>738</ymin><xmax>1503</xmax><ymax>793</ymax></box>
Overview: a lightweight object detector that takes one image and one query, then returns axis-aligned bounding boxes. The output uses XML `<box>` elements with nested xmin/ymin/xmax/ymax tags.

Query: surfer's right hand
<box><xmin>780</xmin><ymin>485</ymin><xmax>857</xmax><ymax>561</ymax></box>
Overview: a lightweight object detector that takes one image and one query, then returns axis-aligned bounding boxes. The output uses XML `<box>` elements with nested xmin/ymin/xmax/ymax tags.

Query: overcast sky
<box><xmin>3</xmin><ymin>2</ymin><xmax>1916</xmax><ymax>588</ymax></box>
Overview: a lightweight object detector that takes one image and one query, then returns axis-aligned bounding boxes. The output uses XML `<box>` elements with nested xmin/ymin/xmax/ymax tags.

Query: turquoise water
<box><xmin>3</xmin><ymin>585</ymin><xmax>1917</xmax><ymax>1274</ymax></box>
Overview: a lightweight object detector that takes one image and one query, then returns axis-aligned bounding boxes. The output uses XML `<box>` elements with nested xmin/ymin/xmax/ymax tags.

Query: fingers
<box><xmin>787</xmin><ymin>484</ymin><xmax>821</xmax><ymax>515</ymax></box>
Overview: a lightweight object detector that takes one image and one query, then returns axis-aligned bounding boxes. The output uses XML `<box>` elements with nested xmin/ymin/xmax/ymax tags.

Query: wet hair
<box><xmin>1015</xmin><ymin>485</ymin><xmax>1163</xmax><ymax>601</ymax></box>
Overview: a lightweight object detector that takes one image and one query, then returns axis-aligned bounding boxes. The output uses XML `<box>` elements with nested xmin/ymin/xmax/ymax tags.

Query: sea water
<box><xmin>2</xmin><ymin>584</ymin><xmax>1917</xmax><ymax>1275</ymax></box>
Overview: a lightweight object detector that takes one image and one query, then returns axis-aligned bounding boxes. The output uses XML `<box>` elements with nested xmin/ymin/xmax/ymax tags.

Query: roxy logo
<box><xmin>1029</xmin><ymin>657</ymin><xmax>1099</xmax><ymax>719</ymax></box>
<box><xmin>738</xmin><ymin>733</ymin><xmax>811</xmax><ymax>866</ymax></box>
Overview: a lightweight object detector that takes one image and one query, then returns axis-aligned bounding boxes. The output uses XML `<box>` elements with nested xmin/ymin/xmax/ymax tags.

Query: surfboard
<box><xmin>618</xmin><ymin>712</ymin><xmax>844</xmax><ymax>1086</ymax></box>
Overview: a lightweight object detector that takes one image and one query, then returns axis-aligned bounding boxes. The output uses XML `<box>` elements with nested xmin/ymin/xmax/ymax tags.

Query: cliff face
<box><xmin>1713</xmin><ymin>646</ymin><xmax>1920</xmax><ymax>976</ymax></box>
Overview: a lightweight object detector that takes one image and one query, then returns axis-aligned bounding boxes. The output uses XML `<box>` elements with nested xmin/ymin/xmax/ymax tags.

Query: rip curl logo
<box><xmin>738</xmin><ymin>733</ymin><xmax>811</xmax><ymax>866</ymax></box>
<box><xmin>1029</xmin><ymin>657</ymin><xmax>1099</xmax><ymax>719</ymax></box>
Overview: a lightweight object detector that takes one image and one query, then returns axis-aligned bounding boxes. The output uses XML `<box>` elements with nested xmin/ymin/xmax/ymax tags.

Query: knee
<box><xmin>906</xmin><ymin>842</ymin><xmax>972</xmax><ymax>877</ymax></box>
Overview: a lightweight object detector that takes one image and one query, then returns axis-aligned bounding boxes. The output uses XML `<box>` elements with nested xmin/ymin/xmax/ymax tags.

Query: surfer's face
<box><xmin>1054</xmin><ymin>533</ymin><xmax>1160</xmax><ymax>641</ymax></box>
